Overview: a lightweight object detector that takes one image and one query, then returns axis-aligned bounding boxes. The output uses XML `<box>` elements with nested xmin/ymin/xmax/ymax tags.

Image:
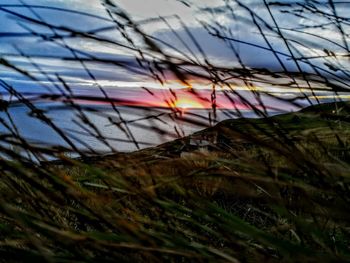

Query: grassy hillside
<box><xmin>1</xmin><ymin>102</ymin><xmax>350</xmax><ymax>262</ymax></box>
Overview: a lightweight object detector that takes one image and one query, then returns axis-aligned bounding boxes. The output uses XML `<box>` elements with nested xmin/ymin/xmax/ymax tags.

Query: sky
<box><xmin>0</xmin><ymin>0</ymin><xmax>349</xmax><ymax>110</ymax></box>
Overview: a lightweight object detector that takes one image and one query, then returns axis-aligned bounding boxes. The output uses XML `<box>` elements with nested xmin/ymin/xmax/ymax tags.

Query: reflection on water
<box><xmin>0</xmin><ymin>103</ymin><xmax>279</xmax><ymax>155</ymax></box>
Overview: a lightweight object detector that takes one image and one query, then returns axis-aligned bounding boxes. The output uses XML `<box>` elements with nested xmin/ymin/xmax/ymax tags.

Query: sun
<box><xmin>174</xmin><ymin>98</ymin><xmax>203</xmax><ymax>109</ymax></box>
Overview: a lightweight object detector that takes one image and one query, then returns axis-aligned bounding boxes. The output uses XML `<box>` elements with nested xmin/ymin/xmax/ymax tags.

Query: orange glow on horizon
<box><xmin>173</xmin><ymin>98</ymin><xmax>205</xmax><ymax>109</ymax></box>
<box><xmin>55</xmin><ymin>86</ymin><xmax>257</xmax><ymax>110</ymax></box>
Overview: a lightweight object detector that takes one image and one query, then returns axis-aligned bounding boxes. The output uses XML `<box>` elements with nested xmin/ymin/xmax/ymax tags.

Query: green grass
<box><xmin>0</xmin><ymin>102</ymin><xmax>350</xmax><ymax>262</ymax></box>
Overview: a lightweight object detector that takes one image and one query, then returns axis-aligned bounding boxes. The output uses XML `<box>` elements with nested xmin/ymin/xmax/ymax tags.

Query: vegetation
<box><xmin>0</xmin><ymin>0</ymin><xmax>349</xmax><ymax>262</ymax></box>
<box><xmin>0</xmin><ymin>102</ymin><xmax>349</xmax><ymax>262</ymax></box>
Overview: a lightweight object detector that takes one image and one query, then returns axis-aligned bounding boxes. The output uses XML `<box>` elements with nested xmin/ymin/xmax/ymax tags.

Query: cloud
<box><xmin>0</xmin><ymin>0</ymin><xmax>349</xmax><ymax>100</ymax></box>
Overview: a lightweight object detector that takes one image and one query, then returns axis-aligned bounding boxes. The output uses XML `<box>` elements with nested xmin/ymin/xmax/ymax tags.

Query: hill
<box><xmin>1</xmin><ymin>101</ymin><xmax>350</xmax><ymax>262</ymax></box>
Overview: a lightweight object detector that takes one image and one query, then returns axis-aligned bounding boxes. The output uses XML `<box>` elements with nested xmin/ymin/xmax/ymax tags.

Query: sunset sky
<box><xmin>0</xmin><ymin>0</ymin><xmax>349</xmax><ymax>110</ymax></box>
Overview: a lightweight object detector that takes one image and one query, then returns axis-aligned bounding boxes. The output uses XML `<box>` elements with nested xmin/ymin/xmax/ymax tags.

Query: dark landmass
<box><xmin>2</xmin><ymin>101</ymin><xmax>350</xmax><ymax>262</ymax></box>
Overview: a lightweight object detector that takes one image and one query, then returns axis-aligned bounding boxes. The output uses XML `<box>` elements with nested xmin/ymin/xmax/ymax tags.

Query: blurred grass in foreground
<box><xmin>1</xmin><ymin>0</ymin><xmax>350</xmax><ymax>261</ymax></box>
<box><xmin>0</xmin><ymin>102</ymin><xmax>349</xmax><ymax>262</ymax></box>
